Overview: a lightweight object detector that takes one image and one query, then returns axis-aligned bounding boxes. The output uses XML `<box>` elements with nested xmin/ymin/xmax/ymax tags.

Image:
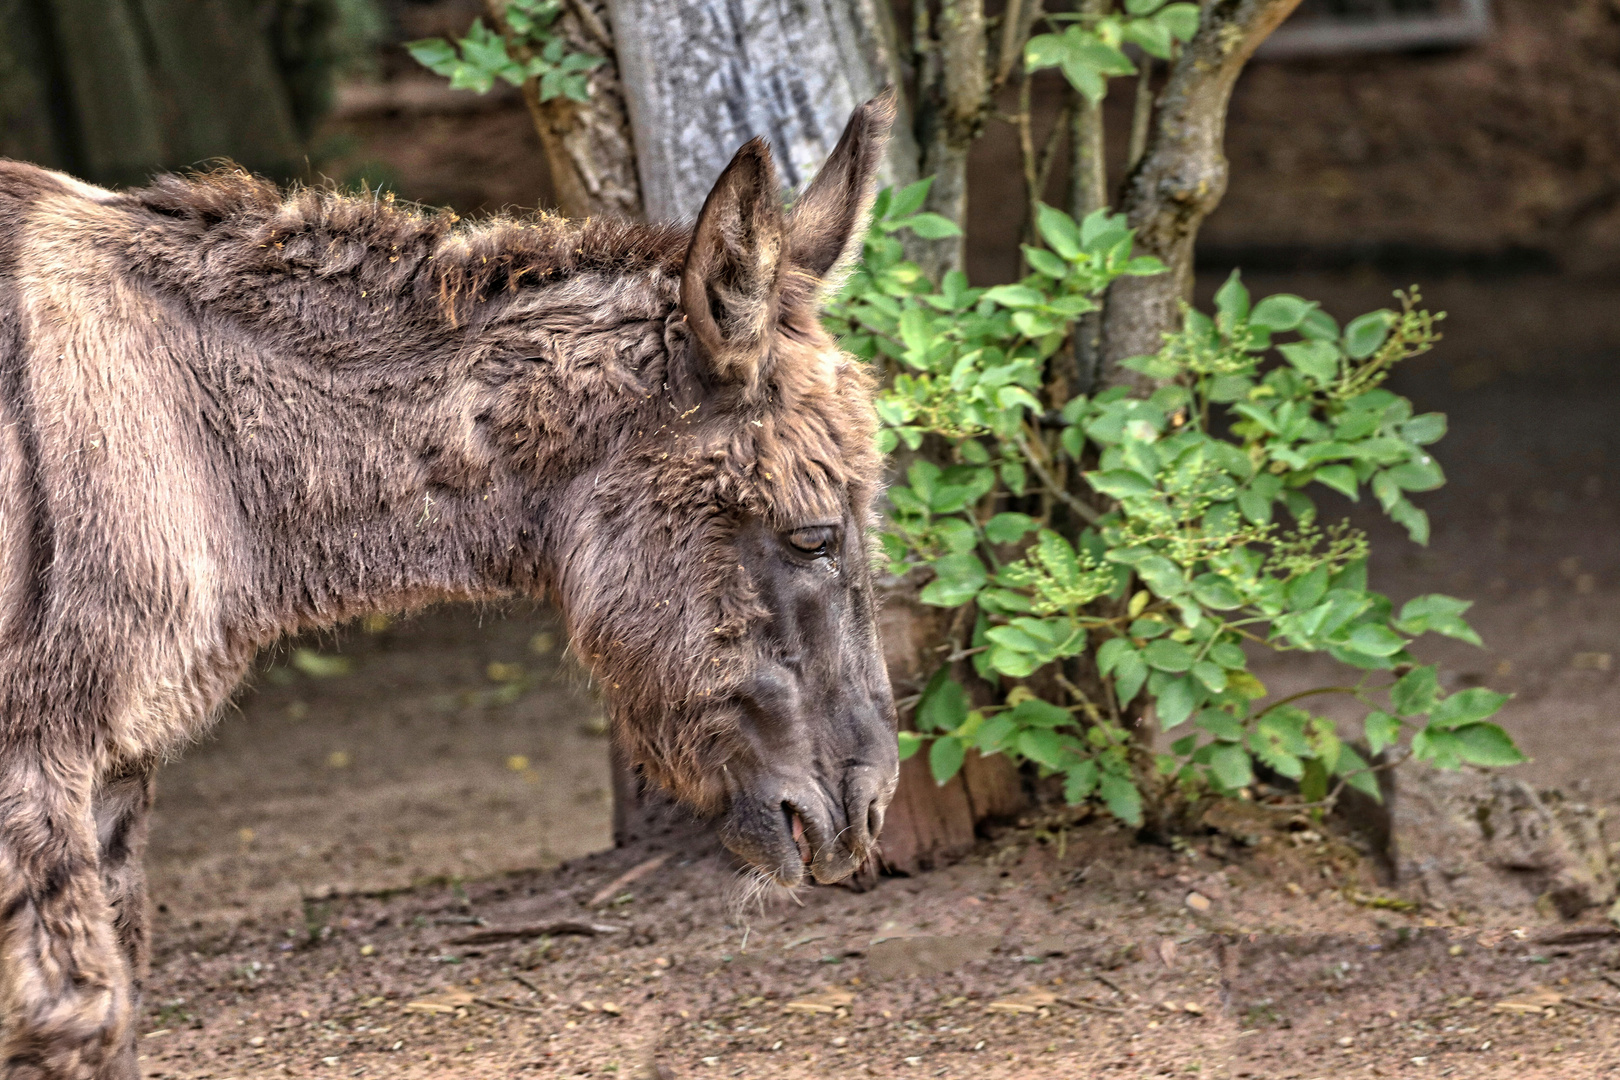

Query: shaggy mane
<box><xmin>126</xmin><ymin>169</ymin><xmax>692</xmax><ymax>324</ymax></box>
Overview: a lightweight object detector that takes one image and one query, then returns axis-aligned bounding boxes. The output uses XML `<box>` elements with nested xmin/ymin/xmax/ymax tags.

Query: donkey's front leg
<box><xmin>0</xmin><ymin>756</ymin><xmax>133</xmax><ymax>1080</ymax></box>
<box><xmin>86</xmin><ymin>767</ymin><xmax>154</xmax><ymax>1080</ymax></box>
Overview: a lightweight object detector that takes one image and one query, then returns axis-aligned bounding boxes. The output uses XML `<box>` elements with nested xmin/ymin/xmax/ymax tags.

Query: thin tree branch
<box><xmin>1126</xmin><ymin>56</ymin><xmax>1154</xmax><ymax>170</ymax></box>
<box><xmin>1014</xmin><ymin>431</ymin><xmax>1100</xmax><ymax>524</ymax></box>
<box><xmin>1101</xmin><ymin>0</ymin><xmax>1306</xmax><ymax>391</ymax></box>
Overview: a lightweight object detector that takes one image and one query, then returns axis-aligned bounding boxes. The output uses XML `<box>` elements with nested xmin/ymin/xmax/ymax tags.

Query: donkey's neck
<box><xmin>123</xmin><ymin>183</ymin><xmax>690</xmax><ymax>639</ymax></box>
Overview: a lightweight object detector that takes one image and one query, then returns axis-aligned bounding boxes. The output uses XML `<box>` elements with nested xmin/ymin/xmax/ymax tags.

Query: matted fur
<box><xmin>0</xmin><ymin>96</ymin><xmax>895</xmax><ymax>1078</ymax></box>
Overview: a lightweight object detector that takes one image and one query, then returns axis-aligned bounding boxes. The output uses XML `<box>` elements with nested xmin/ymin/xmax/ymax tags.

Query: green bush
<box><xmin>826</xmin><ymin>183</ymin><xmax>1519</xmax><ymax>826</ymax></box>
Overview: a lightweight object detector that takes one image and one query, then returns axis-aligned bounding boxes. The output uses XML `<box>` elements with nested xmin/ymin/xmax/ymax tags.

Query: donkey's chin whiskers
<box><xmin>725</xmin><ymin>864</ymin><xmax>804</xmax><ymax>928</ymax></box>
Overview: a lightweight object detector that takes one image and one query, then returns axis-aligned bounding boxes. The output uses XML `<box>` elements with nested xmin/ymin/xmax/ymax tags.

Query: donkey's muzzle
<box><xmin>718</xmin><ymin>762</ymin><xmax>896</xmax><ymax>887</ymax></box>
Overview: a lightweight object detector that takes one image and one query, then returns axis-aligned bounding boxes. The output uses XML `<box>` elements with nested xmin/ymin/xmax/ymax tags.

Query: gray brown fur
<box><xmin>0</xmin><ymin>99</ymin><xmax>897</xmax><ymax>1077</ymax></box>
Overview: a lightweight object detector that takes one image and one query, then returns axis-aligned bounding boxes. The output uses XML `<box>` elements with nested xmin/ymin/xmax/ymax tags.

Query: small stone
<box><xmin>1185</xmin><ymin>891</ymin><xmax>1212</xmax><ymax>913</ymax></box>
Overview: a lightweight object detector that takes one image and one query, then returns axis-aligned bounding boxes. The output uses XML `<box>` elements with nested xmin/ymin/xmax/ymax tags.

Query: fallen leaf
<box><xmin>986</xmin><ymin>990</ymin><xmax>1057</xmax><ymax>1014</ymax></box>
<box><xmin>404</xmin><ymin>987</ymin><xmax>477</xmax><ymax>1014</ymax></box>
<box><xmin>600</xmin><ymin>1001</ymin><xmax>622</xmax><ymax>1015</ymax></box>
<box><xmin>1184</xmin><ymin>1001</ymin><xmax>1205</xmax><ymax>1015</ymax></box>
<box><xmin>783</xmin><ymin>988</ymin><xmax>855</xmax><ymax>1014</ymax></box>
<box><xmin>1493</xmin><ymin>987</ymin><xmax>1563</xmax><ymax>1014</ymax></box>
<box><xmin>1185</xmin><ymin>891</ymin><xmax>1212</xmax><ymax>913</ymax></box>
<box><xmin>1157</xmin><ymin>938</ymin><xmax>1178</xmax><ymax>967</ymax></box>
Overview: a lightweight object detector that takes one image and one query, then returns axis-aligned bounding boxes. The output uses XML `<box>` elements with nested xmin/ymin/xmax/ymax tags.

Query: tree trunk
<box><xmin>604</xmin><ymin>0</ymin><xmax>918</xmax><ymax>221</ymax></box>
<box><xmin>1099</xmin><ymin>0</ymin><xmax>1305</xmax><ymax>392</ymax></box>
<box><xmin>874</xmin><ymin>580</ymin><xmax>1024</xmax><ymax>873</ymax></box>
<box><xmin>487</xmin><ymin>0</ymin><xmax>644</xmax><ymax>220</ymax></box>
<box><xmin>911</xmin><ymin>0</ymin><xmax>985</xmax><ymax>280</ymax></box>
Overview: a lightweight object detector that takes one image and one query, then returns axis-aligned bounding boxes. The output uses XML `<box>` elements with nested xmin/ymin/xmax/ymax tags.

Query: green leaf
<box><xmin>985</xmin><ymin>512</ymin><xmax>1039</xmax><ymax>545</ymax></box>
<box><xmin>1364</xmin><ymin>711</ymin><xmax>1401</xmax><ymax>755</ymax></box>
<box><xmin>1018</xmin><ymin>728</ymin><xmax>1068</xmax><ymax>770</ymax></box>
<box><xmin>887</xmin><ymin>177</ymin><xmax>934</xmax><ymax>218</ymax></box>
<box><xmin>1099</xmin><ymin>771</ymin><xmax>1143</xmax><ymax>825</ymax></box>
<box><xmin>1278</xmin><ymin>340</ymin><xmax>1340</xmax><ymax>384</ymax></box>
<box><xmin>1035</xmin><ymin>203</ymin><xmax>1083</xmax><ymax>260</ymax></box>
<box><xmin>975</xmin><ymin>713</ymin><xmax>1017</xmax><ymax>754</ymax></box>
<box><xmin>1451</xmin><ymin>722</ymin><xmax>1526</xmax><ymax>767</ymax></box>
<box><xmin>1207</xmin><ymin>742</ymin><xmax>1254</xmax><ymax>790</ymax></box>
<box><xmin>1213</xmin><ymin>270</ymin><xmax>1250</xmax><ymax>325</ymax></box>
<box><xmin>1023</xmin><ymin>246</ymin><xmax>1070</xmax><ymax>278</ymax></box>
<box><xmin>1192</xmin><ymin>661</ymin><xmax>1227</xmax><ymax>693</ymax></box>
<box><xmin>1011</xmin><ymin>698</ymin><xmax>1073</xmax><ymax>727</ymax></box>
<box><xmin>1396</xmin><ymin>594</ymin><xmax>1482</xmax><ymax>645</ymax></box>
<box><xmin>930</xmin><ymin>735</ymin><xmax>967</xmax><ymax>784</ymax></box>
<box><xmin>1237</xmin><ymin>488</ymin><xmax>1273</xmax><ymax>526</ymax></box>
<box><xmin>1344</xmin><ymin>623</ymin><xmax>1407</xmax><ymax>657</ymax></box>
<box><xmin>989</xmin><ymin>647</ymin><xmax>1041</xmax><ymax>678</ymax></box>
<box><xmin>1114</xmin><ymin>651</ymin><xmax>1149</xmax><ymax>704</ymax></box>
<box><xmin>919</xmin><ymin>553</ymin><xmax>988</xmax><ymax>607</ymax></box>
<box><xmin>1249</xmin><ymin>294</ymin><xmax>1316</xmax><ymax>332</ymax></box>
<box><xmin>1096</xmin><ymin>637</ymin><xmax>1137</xmax><ymax>676</ymax></box>
<box><xmin>1191</xmin><ymin>574</ymin><xmax>1242</xmax><ymax>610</ymax></box>
<box><xmin>1024</xmin><ymin>32</ymin><xmax>1067</xmax><ymax>70</ymax></box>
<box><xmin>985</xmin><ymin>625</ymin><xmax>1043</xmax><ymax>654</ymax></box>
<box><xmin>1063</xmin><ymin>760</ymin><xmax>1100</xmax><ymax>803</ymax></box>
<box><xmin>1313</xmin><ymin>464</ymin><xmax>1359</xmax><ymax>499</ymax></box>
<box><xmin>1143</xmin><ymin>639</ymin><xmax>1194</xmax><ymax>673</ymax></box>
<box><xmin>1411</xmin><ymin>726</ymin><xmax>1460</xmax><ymax>770</ymax></box>
<box><xmin>905</xmin><ymin>212</ymin><xmax>963</xmax><ymax>239</ymax></box>
<box><xmin>1401</xmin><ymin>413</ymin><xmax>1448</xmax><ymax>445</ymax></box>
<box><xmin>915</xmin><ymin>669</ymin><xmax>969</xmax><ymax>732</ymax></box>
<box><xmin>897</xmin><ymin>731</ymin><xmax>923</xmax><ymax>761</ymax></box>
<box><xmin>1157</xmin><ymin>2</ymin><xmax>1201</xmax><ymax>41</ymax></box>
<box><xmin>1124</xmin><ymin>0</ymin><xmax>1167</xmax><ymax>13</ymax></box>
<box><xmin>1195</xmin><ymin>708</ymin><xmax>1244</xmax><ymax>741</ymax></box>
<box><xmin>1086</xmin><ymin>469</ymin><xmax>1157</xmax><ymax>500</ymax></box>
<box><xmin>1121</xmin><ymin>17</ymin><xmax>1174</xmax><ymax>58</ymax></box>
<box><xmin>1429</xmin><ymin>687</ymin><xmax>1510</xmax><ymax>731</ymax></box>
<box><xmin>1208</xmin><ymin>642</ymin><xmax>1248</xmax><ymax>669</ymax></box>
<box><xmin>1155</xmin><ymin>675</ymin><xmax>1200</xmax><ymax>727</ymax></box>
<box><xmin>405</xmin><ymin>37</ymin><xmax>459</xmax><ymax>73</ymax></box>
<box><xmin>1390</xmin><ymin>665</ymin><xmax>1439</xmax><ymax>716</ymax></box>
<box><xmin>981</xmin><ymin>284</ymin><xmax>1046</xmax><ymax>309</ymax></box>
<box><xmin>1344</xmin><ymin>310</ymin><xmax>1393</xmax><ymax>360</ymax></box>
<box><xmin>1387</xmin><ymin>454</ymin><xmax>1445</xmax><ymax>492</ymax></box>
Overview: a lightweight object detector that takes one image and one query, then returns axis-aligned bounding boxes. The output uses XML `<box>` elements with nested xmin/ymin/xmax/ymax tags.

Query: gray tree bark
<box><xmin>1099</xmin><ymin>0</ymin><xmax>1304</xmax><ymax>392</ymax></box>
<box><xmin>604</xmin><ymin>0</ymin><xmax>918</xmax><ymax>222</ymax></box>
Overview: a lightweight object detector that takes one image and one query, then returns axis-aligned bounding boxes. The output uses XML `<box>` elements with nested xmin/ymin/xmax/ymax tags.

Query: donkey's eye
<box><xmin>786</xmin><ymin>526</ymin><xmax>837</xmax><ymax>558</ymax></box>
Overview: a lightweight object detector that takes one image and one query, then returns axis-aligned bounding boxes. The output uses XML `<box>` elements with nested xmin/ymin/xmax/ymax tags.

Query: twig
<box><xmin>1059</xmin><ymin>996</ymin><xmax>1126</xmax><ymax>1015</ymax></box>
<box><xmin>588</xmin><ymin>853</ymin><xmax>669</xmax><ymax>907</ymax></box>
<box><xmin>1014</xmin><ymin>432</ymin><xmax>1100</xmax><ymax>523</ymax></box>
<box><xmin>560</xmin><ymin>0</ymin><xmax>613</xmax><ymax>51</ymax></box>
<box><xmin>450</xmin><ymin>921</ymin><xmax>624</xmax><ymax>945</ymax></box>
<box><xmin>1567</xmin><ymin>997</ymin><xmax>1620</xmax><ymax>1016</ymax></box>
<box><xmin>474</xmin><ymin>996</ymin><xmax>550</xmax><ymax>1016</ymax></box>
<box><xmin>1598</xmin><ymin>972</ymin><xmax>1620</xmax><ymax>995</ymax></box>
<box><xmin>1126</xmin><ymin>57</ymin><xmax>1154</xmax><ymax>170</ymax></box>
<box><xmin>510</xmin><ymin>972</ymin><xmax>545</xmax><ymax>997</ymax></box>
<box><xmin>1093</xmin><ymin>972</ymin><xmax>1126</xmax><ymax>998</ymax></box>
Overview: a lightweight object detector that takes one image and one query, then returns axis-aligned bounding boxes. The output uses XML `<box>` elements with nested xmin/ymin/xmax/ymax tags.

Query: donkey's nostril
<box><xmin>866</xmin><ymin>798</ymin><xmax>884</xmax><ymax>843</ymax></box>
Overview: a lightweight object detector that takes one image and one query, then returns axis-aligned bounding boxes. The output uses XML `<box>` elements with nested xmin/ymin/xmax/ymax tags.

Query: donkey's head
<box><xmin>555</xmin><ymin>98</ymin><xmax>899</xmax><ymax>885</ymax></box>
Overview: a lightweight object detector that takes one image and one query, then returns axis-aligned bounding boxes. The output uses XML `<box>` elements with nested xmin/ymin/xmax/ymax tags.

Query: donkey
<box><xmin>0</xmin><ymin>97</ymin><xmax>900</xmax><ymax>1077</ymax></box>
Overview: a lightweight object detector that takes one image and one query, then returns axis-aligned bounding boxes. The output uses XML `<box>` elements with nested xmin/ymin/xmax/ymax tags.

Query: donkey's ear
<box><xmin>680</xmin><ymin>137</ymin><xmax>785</xmax><ymax>389</ymax></box>
<box><xmin>788</xmin><ymin>92</ymin><xmax>896</xmax><ymax>286</ymax></box>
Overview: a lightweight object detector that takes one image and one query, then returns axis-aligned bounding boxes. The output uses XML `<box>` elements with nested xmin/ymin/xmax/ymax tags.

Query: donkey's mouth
<box><xmin>788</xmin><ymin>808</ymin><xmax>812</xmax><ymax>866</ymax></box>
